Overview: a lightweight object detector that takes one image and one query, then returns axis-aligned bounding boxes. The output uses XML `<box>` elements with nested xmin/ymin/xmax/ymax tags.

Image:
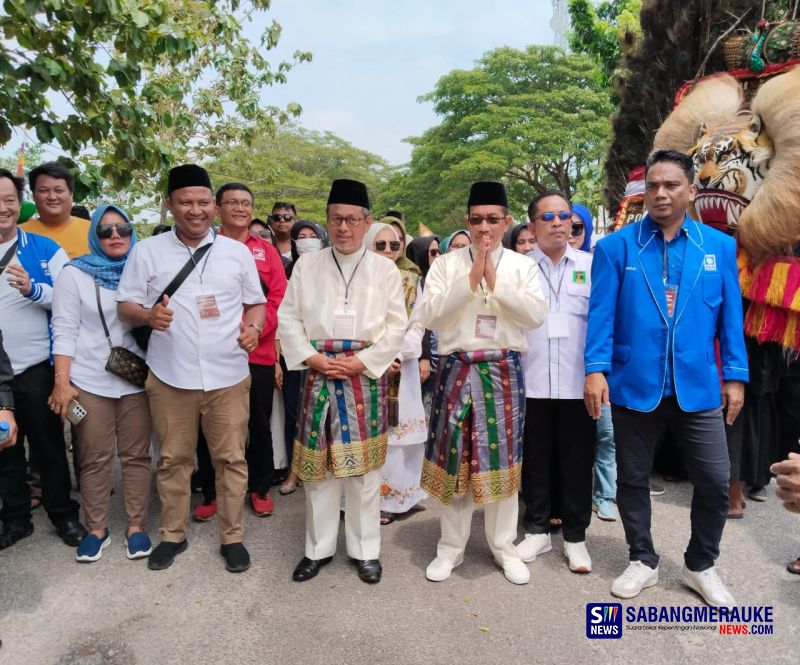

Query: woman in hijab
<box><xmin>503</xmin><ymin>224</ymin><xmax>537</xmax><ymax>254</ymax></box>
<box><xmin>405</xmin><ymin>235</ymin><xmax>440</xmax><ymax>284</ymax></box>
<box><xmin>569</xmin><ymin>203</ymin><xmax>594</xmax><ymax>253</ymax></box>
<box><xmin>440</xmin><ymin>229</ymin><xmax>471</xmax><ymax>253</ymax></box>
<box><xmin>364</xmin><ymin>223</ymin><xmax>428</xmax><ymax>524</ymax></box>
<box><xmin>49</xmin><ymin>205</ymin><xmax>152</xmax><ymax>563</ymax></box>
<box><xmin>381</xmin><ymin>215</ymin><xmax>421</xmax><ymax>276</ymax></box>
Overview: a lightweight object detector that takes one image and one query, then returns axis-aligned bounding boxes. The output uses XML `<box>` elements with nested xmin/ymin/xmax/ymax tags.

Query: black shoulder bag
<box><xmin>0</xmin><ymin>241</ymin><xmax>19</xmax><ymax>276</ymax></box>
<box><xmin>131</xmin><ymin>243</ymin><xmax>213</xmax><ymax>352</ymax></box>
<box><xmin>95</xmin><ymin>282</ymin><xmax>149</xmax><ymax>388</ymax></box>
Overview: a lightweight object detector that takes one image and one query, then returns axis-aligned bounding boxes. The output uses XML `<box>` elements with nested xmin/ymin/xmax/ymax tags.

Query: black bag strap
<box><xmin>0</xmin><ymin>240</ymin><xmax>19</xmax><ymax>276</ymax></box>
<box><xmin>259</xmin><ymin>276</ymin><xmax>269</xmax><ymax>298</ymax></box>
<box><xmin>156</xmin><ymin>242</ymin><xmax>212</xmax><ymax>306</ymax></box>
<box><xmin>94</xmin><ymin>281</ymin><xmax>115</xmax><ymax>349</ymax></box>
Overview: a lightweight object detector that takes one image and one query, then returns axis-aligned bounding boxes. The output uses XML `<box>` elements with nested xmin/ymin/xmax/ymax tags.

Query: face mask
<box><xmin>295</xmin><ymin>237</ymin><xmax>322</xmax><ymax>254</ymax></box>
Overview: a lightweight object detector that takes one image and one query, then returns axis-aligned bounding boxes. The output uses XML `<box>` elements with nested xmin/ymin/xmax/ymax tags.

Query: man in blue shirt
<box><xmin>584</xmin><ymin>150</ymin><xmax>748</xmax><ymax>606</ymax></box>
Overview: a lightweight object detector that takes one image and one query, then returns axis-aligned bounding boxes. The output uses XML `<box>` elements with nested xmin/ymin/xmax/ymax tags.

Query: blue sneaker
<box><xmin>76</xmin><ymin>530</ymin><xmax>110</xmax><ymax>562</ymax></box>
<box><xmin>125</xmin><ymin>531</ymin><xmax>153</xmax><ymax>560</ymax></box>
<box><xmin>593</xmin><ymin>498</ymin><xmax>618</xmax><ymax>522</ymax></box>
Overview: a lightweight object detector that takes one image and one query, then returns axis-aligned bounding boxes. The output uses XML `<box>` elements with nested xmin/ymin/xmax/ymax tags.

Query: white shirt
<box><xmin>117</xmin><ymin>229</ymin><xmax>265</xmax><ymax>391</ymax></box>
<box><xmin>0</xmin><ymin>234</ymin><xmax>67</xmax><ymax>375</ymax></box>
<box><xmin>52</xmin><ymin>266</ymin><xmax>145</xmax><ymax>397</ymax></box>
<box><xmin>523</xmin><ymin>246</ymin><xmax>592</xmax><ymax>399</ymax></box>
<box><xmin>277</xmin><ymin>246</ymin><xmax>408</xmax><ymax>379</ymax></box>
<box><xmin>417</xmin><ymin>244</ymin><xmax>547</xmax><ymax>355</ymax></box>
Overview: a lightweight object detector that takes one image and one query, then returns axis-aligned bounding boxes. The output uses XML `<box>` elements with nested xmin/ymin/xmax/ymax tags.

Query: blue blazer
<box><xmin>584</xmin><ymin>214</ymin><xmax>748</xmax><ymax>412</ymax></box>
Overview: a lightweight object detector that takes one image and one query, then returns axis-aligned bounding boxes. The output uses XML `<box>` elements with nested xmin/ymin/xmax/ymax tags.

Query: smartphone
<box><xmin>66</xmin><ymin>399</ymin><xmax>87</xmax><ymax>426</ymax></box>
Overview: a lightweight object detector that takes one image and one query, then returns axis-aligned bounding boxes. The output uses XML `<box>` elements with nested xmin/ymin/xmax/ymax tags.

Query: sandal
<box><xmin>380</xmin><ymin>511</ymin><xmax>396</xmax><ymax>526</ymax></box>
<box><xmin>787</xmin><ymin>557</ymin><xmax>800</xmax><ymax>575</ymax></box>
<box><xmin>279</xmin><ymin>480</ymin><xmax>300</xmax><ymax>495</ymax></box>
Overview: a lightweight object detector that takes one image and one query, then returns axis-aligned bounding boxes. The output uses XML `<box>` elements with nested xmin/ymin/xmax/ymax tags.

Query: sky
<box><xmin>258</xmin><ymin>0</ymin><xmax>558</xmax><ymax>164</ymax></box>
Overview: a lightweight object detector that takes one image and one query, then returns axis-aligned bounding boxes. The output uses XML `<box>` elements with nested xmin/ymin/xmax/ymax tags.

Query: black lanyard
<box><xmin>179</xmin><ymin>231</ymin><xmax>215</xmax><ymax>286</ymax></box>
<box><xmin>331</xmin><ymin>247</ymin><xmax>367</xmax><ymax>306</ymax></box>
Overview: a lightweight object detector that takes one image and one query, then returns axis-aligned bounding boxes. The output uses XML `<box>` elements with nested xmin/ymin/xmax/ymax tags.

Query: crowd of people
<box><xmin>0</xmin><ymin>153</ymin><xmax>799</xmax><ymax>606</ymax></box>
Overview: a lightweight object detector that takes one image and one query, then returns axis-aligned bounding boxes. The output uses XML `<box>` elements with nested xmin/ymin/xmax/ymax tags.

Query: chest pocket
<box><xmin>564</xmin><ymin>278</ymin><xmax>590</xmax><ymax>316</ymax></box>
<box><xmin>702</xmin><ymin>274</ymin><xmax>722</xmax><ymax>308</ymax></box>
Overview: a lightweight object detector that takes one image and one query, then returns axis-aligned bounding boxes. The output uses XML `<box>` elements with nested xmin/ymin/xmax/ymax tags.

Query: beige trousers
<box><xmin>436</xmin><ymin>493</ymin><xmax>521</xmax><ymax>567</ymax></box>
<box><xmin>75</xmin><ymin>389</ymin><xmax>152</xmax><ymax>532</ymax></box>
<box><xmin>304</xmin><ymin>469</ymin><xmax>382</xmax><ymax>560</ymax></box>
<box><xmin>146</xmin><ymin>373</ymin><xmax>250</xmax><ymax>544</ymax></box>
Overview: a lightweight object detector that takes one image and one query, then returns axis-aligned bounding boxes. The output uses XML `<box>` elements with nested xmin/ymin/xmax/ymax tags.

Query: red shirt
<box><xmin>221</xmin><ymin>230</ymin><xmax>287</xmax><ymax>366</ymax></box>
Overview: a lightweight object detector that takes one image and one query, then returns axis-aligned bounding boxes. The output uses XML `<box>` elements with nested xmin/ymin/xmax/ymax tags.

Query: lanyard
<box><xmin>540</xmin><ymin>256</ymin><xmax>566</xmax><ymax>311</ymax></box>
<box><xmin>331</xmin><ymin>247</ymin><xmax>367</xmax><ymax>306</ymax></box>
<box><xmin>662</xmin><ymin>238</ymin><xmax>669</xmax><ymax>285</ymax></box>
<box><xmin>468</xmin><ymin>247</ymin><xmax>504</xmax><ymax>304</ymax></box>
<box><xmin>178</xmin><ymin>231</ymin><xmax>215</xmax><ymax>286</ymax></box>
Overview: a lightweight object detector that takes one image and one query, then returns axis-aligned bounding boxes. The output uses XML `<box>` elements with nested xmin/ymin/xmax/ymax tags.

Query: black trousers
<box><xmin>521</xmin><ymin>398</ymin><xmax>596</xmax><ymax>542</ymax></box>
<box><xmin>197</xmin><ymin>363</ymin><xmax>276</xmax><ymax>500</ymax></box>
<box><xmin>281</xmin><ymin>361</ymin><xmax>302</xmax><ymax>467</ymax></box>
<box><xmin>612</xmin><ymin>398</ymin><xmax>729</xmax><ymax>572</ymax></box>
<box><xmin>3</xmin><ymin>361</ymin><xmax>79</xmax><ymax>525</ymax></box>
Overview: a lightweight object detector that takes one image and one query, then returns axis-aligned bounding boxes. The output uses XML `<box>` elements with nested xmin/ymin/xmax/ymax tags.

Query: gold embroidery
<box><xmin>292</xmin><ymin>435</ymin><xmax>388</xmax><ymax>482</ymax></box>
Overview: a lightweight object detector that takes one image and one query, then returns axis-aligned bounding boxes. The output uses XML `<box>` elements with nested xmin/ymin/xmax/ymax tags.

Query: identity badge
<box><xmin>665</xmin><ymin>284</ymin><xmax>678</xmax><ymax>318</ymax></box>
<box><xmin>704</xmin><ymin>254</ymin><xmax>717</xmax><ymax>271</ymax></box>
<box><xmin>475</xmin><ymin>314</ymin><xmax>497</xmax><ymax>339</ymax></box>
<box><xmin>547</xmin><ymin>311</ymin><xmax>569</xmax><ymax>338</ymax></box>
<box><xmin>333</xmin><ymin>308</ymin><xmax>357</xmax><ymax>339</ymax></box>
<box><xmin>195</xmin><ymin>293</ymin><xmax>220</xmax><ymax>319</ymax></box>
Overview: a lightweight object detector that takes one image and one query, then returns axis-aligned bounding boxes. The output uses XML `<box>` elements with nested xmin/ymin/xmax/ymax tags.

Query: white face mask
<box><xmin>295</xmin><ymin>237</ymin><xmax>322</xmax><ymax>255</ymax></box>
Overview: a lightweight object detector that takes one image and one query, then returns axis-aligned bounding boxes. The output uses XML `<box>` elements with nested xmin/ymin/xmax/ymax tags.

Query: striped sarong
<box><xmin>420</xmin><ymin>349</ymin><xmax>525</xmax><ymax>505</ymax></box>
<box><xmin>292</xmin><ymin>340</ymin><xmax>388</xmax><ymax>482</ymax></box>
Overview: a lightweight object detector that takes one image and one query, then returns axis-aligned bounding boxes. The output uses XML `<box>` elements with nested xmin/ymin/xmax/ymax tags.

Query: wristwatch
<box><xmin>247</xmin><ymin>322</ymin><xmax>263</xmax><ymax>336</ymax></box>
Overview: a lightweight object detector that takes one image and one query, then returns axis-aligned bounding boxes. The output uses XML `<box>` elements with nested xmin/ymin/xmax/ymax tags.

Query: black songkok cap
<box><xmin>167</xmin><ymin>164</ymin><xmax>212</xmax><ymax>195</ymax></box>
<box><xmin>467</xmin><ymin>181</ymin><xmax>509</xmax><ymax>209</ymax></box>
<box><xmin>327</xmin><ymin>179</ymin><xmax>370</xmax><ymax>209</ymax></box>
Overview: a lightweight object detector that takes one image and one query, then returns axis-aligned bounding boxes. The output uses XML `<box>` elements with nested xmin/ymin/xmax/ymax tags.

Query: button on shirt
<box><xmin>523</xmin><ymin>246</ymin><xmax>592</xmax><ymax>399</ymax></box>
<box><xmin>117</xmin><ymin>229</ymin><xmax>265</xmax><ymax>391</ymax></box>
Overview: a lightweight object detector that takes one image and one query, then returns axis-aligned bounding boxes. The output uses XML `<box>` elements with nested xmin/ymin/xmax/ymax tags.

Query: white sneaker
<box><xmin>681</xmin><ymin>565</ymin><xmax>735</xmax><ymax>606</ymax></box>
<box><xmin>425</xmin><ymin>555</ymin><xmax>463</xmax><ymax>582</ymax></box>
<box><xmin>497</xmin><ymin>558</ymin><xmax>530</xmax><ymax>585</ymax></box>
<box><xmin>564</xmin><ymin>541</ymin><xmax>592</xmax><ymax>573</ymax></box>
<box><xmin>516</xmin><ymin>533</ymin><xmax>552</xmax><ymax>563</ymax></box>
<box><xmin>611</xmin><ymin>561</ymin><xmax>659</xmax><ymax>599</ymax></box>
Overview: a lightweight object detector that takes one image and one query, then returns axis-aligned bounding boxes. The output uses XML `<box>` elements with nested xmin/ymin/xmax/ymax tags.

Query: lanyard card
<box><xmin>195</xmin><ymin>293</ymin><xmax>220</xmax><ymax>319</ymax></box>
<box><xmin>475</xmin><ymin>314</ymin><xmax>497</xmax><ymax>339</ymax></box>
<box><xmin>547</xmin><ymin>311</ymin><xmax>569</xmax><ymax>338</ymax></box>
<box><xmin>665</xmin><ymin>284</ymin><xmax>678</xmax><ymax>318</ymax></box>
<box><xmin>333</xmin><ymin>308</ymin><xmax>357</xmax><ymax>339</ymax></box>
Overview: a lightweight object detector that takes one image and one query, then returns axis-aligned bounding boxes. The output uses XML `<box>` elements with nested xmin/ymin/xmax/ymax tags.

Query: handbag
<box><xmin>131</xmin><ymin>243</ymin><xmax>213</xmax><ymax>351</ymax></box>
<box><xmin>95</xmin><ymin>282</ymin><xmax>148</xmax><ymax>388</ymax></box>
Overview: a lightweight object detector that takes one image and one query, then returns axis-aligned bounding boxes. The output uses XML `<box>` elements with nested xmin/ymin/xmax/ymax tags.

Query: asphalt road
<box><xmin>0</xmin><ymin>474</ymin><xmax>798</xmax><ymax>664</ymax></box>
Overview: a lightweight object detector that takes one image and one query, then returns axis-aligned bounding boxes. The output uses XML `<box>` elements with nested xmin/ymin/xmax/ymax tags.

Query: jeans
<box><xmin>593</xmin><ymin>403</ymin><xmax>617</xmax><ymax>502</ymax></box>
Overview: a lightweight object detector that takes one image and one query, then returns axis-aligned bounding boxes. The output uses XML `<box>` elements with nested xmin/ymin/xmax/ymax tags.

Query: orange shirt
<box><xmin>21</xmin><ymin>216</ymin><xmax>91</xmax><ymax>260</ymax></box>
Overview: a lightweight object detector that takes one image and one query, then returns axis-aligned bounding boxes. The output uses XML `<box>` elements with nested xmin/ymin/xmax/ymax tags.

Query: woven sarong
<box><xmin>292</xmin><ymin>340</ymin><xmax>388</xmax><ymax>481</ymax></box>
<box><xmin>421</xmin><ymin>349</ymin><xmax>525</xmax><ymax>505</ymax></box>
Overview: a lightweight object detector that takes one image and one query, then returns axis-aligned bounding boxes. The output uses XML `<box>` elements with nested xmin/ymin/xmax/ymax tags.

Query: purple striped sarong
<box><xmin>292</xmin><ymin>340</ymin><xmax>388</xmax><ymax>482</ymax></box>
<box><xmin>420</xmin><ymin>349</ymin><xmax>525</xmax><ymax>504</ymax></box>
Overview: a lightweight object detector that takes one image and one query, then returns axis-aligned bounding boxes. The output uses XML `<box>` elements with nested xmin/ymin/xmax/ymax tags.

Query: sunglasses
<box><xmin>536</xmin><ymin>211</ymin><xmax>573</xmax><ymax>222</ymax></box>
<box><xmin>258</xmin><ymin>229</ymin><xmax>273</xmax><ymax>239</ymax></box>
<box><xmin>429</xmin><ymin>248</ymin><xmax>441</xmax><ymax>256</ymax></box>
<box><xmin>571</xmin><ymin>223</ymin><xmax>585</xmax><ymax>237</ymax></box>
<box><xmin>270</xmin><ymin>213</ymin><xmax>295</xmax><ymax>222</ymax></box>
<box><xmin>375</xmin><ymin>240</ymin><xmax>401</xmax><ymax>251</ymax></box>
<box><xmin>96</xmin><ymin>222</ymin><xmax>133</xmax><ymax>239</ymax></box>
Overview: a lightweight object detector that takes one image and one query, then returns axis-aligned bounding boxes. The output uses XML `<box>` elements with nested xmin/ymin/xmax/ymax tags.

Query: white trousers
<box><xmin>304</xmin><ymin>468</ymin><xmax>381</xmax><ymax>560</ymax></box>
<box><xmin>437</xmin><ymin>493</ymin><xmax>521</xmax><ymax>567</ymax></box>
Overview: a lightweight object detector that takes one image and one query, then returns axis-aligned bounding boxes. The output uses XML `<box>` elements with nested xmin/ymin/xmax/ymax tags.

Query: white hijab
<box><xmin>363</xmin><ymin>222</ymin><xmax>400</xmax><ymax>253</ymax></box>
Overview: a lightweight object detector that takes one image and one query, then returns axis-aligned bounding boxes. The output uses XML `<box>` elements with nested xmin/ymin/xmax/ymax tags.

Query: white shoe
<box><xmin>425</xmin><ymin>555</ymin><xmax>463</xmax><ymax>582</ymax></box>
<box><xmin>516</xmin><ymin>533</ymin><xmax>552</xmax><ymax>563</ymax></box>
<box><xmin>611</xmin><ymin>561</ymin><xmax>659</xmax><ymax>599</ymax></box>
<box><xmin>681</xmin><ymin>565</ymin><xmax>735</xmax><ymax>606</ymax></box>
<box><xmin>496</xmin><ymin>558</ymin><xmax>530</xmax><ymax>585</ymax></box>
<box><xmin>564</xmin><ymin>541</ymin><xmax>592</xmax><ymax>573</ymax></box>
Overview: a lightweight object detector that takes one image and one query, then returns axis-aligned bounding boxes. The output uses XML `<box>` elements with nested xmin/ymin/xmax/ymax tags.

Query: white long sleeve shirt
<box><xmin>277</xmin><ymin>246</ymin><xmax>408</xmax><ymax>379</ymax></box>
<box><xmin>52</xmin><ymin>266</ymin><xmax>145</xmax><ymax>398</ymax></box>
<box><xmin>417</xmin><ymin>244</ymin><xmax>548</xmax><ymax>355</ymax></box>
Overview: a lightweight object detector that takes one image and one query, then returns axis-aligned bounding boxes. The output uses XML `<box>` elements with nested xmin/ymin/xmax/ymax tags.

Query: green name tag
<box><xmin>572</xmin><ymin>270</ymin><xmax>587</xmax><ymax>284</ymax></box>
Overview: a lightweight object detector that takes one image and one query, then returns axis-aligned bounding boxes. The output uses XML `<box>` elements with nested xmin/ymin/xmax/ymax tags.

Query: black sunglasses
<box><xmin>429</xmin><ymin>248</ymin><xmax>441</xmax><ymax>256</ymax></box>
<box><xmin>570</xmin><ymin>222</ymin><xmax>585</xmax><ymax>237</ymax></box>
<box><xmin>375</xmin><ymin>240</ymin><xmax>401</xmax><ymax>251</ymax></box>
<box><xmin>270</xmin><ymin>213</ymin><xmax>295</xmax><ymax>222</ymax></box>
<box><xmin>96</xmin><ymin>222</ymin><xmax>133</xmax><ymax>239</ymax></box>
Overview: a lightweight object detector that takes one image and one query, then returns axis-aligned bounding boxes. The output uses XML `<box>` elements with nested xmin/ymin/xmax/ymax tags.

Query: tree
<box><xmin>0</xmin><ymin>0</ymin><xmax>311</xmax><ymax>200</ymax></box>
<box><xmin>206</xmin><ymin>126</ymin><xmax>393</xmax><ymax>223</ymax></box>
<box><xmin>376</xmin><ymin>46</ymin><xmax>612</xmax><ymax>236</ymax></box>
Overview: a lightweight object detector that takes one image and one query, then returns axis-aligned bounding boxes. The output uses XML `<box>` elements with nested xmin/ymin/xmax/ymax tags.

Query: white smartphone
<box><xmin>66</xmin><ymin>399</ymin><xmax>87</xmax><ymax>426</ymax></box>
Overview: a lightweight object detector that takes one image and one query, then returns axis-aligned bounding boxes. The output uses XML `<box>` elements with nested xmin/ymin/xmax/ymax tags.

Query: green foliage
<box><xmin>376</xmin><ymin>46</ymin><xmax>612</xmax><ymax>237</ymax></box>
<box><xmin>206</xmin><ymin>126</ymin><xmax>393</xmax><ymax>224</ymax></box>
<box><xmin>0</xmin><ymin>0</ymin><xmax>311</xmax><ymax>200</ymax></box>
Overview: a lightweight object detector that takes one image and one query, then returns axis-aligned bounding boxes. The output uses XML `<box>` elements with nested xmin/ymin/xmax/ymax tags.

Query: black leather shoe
<box><xmin>0</xmin><ymin>521</ymin><xmax>34</xmax><ymax>550</ymax></box>
<box><xmin>147</xmin><ymin>540</ymin><xmax>188</xmax><ymax>570</ymax></box>
<box><xmin>355</xmin><ymin>558</ymin><xmax>382</xmax><ymax>584</ymax></box>
<box><xmin>220</xmin><ymin>542</ymin><xmax>251</xmax><ymax>573</ymax></box>
<box><xmin>55</xmin><ymin>518</ymin><xmax>88</xmax><ymax>547</ymax></box>
<box><xmin>292</xmin><ymin>555</ymin><xmax>333</xmax><ymax>581</ymax></box>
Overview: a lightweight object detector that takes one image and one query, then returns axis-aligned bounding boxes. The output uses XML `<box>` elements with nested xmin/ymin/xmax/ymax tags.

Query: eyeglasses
<box><xmin>220</xmin><ymin>199</ymin><xmax>253</xmax><ymax>209</ymax></box>
<box><xmin>96</xmin><ymin>222</ymin><xmax>133</xmax><ymax>238</ymax></box>
<box><xmin>571</xmin><ymin>223</ymin><xmax>585</xmax><ymax>237</ymax></box>
<box><xmin>270</xmin><ymin>213</ymin><xmax>295</xmax><ymax>222</ymax></box>
<box><xmin>375</xmin><ymin>240</ymin><xmax>401</xmax><ymax>251</ymax></box>
<box><xmin>536</xmin><ymin>211</ymin><xmax>573</xmax><ymax>222</ymax></box>
<box><xmin>328</xmin><ymin>215</ymin><xmax>364</xmax><ymax>227</ymax></box>
<box><xmin>429</xmin><ymin>248</ymin><xmax>441</xmax><ymax>257</ymax></box>
<box><xmin>467</xmin><ymin>214</ymin><xmax>506</xmax><ymax>226</ymax></box>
